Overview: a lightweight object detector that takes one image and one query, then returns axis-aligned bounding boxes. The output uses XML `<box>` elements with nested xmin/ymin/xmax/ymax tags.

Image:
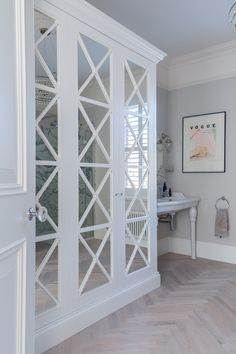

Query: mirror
<box><xmin>124</xmin><ymin>59</ymin><xmax>149</xmax><ymax>274</ymax></box>
<box><xmin>35</xmin><ymin>10</ymin><xmax>59</xmax><ymax>315</ymax></box>
<box><xmin>157</xmin><ymin>133</ymin><xmax>172</xmax><ymax>174</ymax></box>
<box><xmin>78</xmin><ymin>33</ymin><xmax>112</xmax><ymax>294</ymax></box>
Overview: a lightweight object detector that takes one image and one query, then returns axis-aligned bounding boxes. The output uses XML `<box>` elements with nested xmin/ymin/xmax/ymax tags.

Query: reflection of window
<box><xmin>125</xmin><ymin>105</ymin><xmax>148</xmax><ymax>189</ymax></box>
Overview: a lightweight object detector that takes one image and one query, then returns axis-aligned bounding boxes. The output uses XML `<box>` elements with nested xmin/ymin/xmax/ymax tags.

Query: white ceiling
<box><xmin>86</xmin><ymin>0</ymin><xmax>236</xmax><ymax>57</ymax></box>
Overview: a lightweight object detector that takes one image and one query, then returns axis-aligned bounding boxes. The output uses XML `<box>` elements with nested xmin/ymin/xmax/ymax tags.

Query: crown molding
<box><xmin>160</xmin><ymin>40</ymin><xmax>236</xmax><ymax>91</ymax></box>
<box><xmin>169</xmin><ymin>39</ymin><xmax>236</xmax><ymax>67</ymax></box>
<box><xmin>40</xmin><ymin>0</ymin><xmax>166</xmax><ymax>63</ymax></box>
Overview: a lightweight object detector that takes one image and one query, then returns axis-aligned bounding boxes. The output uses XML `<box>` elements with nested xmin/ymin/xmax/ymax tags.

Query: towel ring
<box><xmin>215</xmin><ymin>196</ymin><xmax>230</xmax><ymax>209</ymax></box>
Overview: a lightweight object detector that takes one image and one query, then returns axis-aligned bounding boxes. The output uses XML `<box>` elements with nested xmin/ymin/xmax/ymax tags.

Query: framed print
<box><xmin>182</xmin><ymin>111</ymin><xmax>226</xmax><ymax>173</ymax></box>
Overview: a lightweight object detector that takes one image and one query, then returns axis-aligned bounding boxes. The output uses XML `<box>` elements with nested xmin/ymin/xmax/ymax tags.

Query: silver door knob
<box><xmin>27</xmin><ymin>206</ymin><xmax>48</xmax><ymax>222</ymax></box>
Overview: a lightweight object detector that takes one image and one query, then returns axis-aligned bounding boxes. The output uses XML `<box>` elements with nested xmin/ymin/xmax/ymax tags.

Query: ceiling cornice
<box><xmin>157</xmin><ymin>39</ymin><xmax>236</xmax><ymax>91</ymax></box>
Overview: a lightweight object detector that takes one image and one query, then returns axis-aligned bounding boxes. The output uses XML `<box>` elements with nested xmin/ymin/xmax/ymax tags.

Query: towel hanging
<box><xmin>215</xmin><ymin>196</ymin><xmax>230</xmax><ymax>210</ymax></box>
<box><xmin>215</xmin><ymin>196</ymin><xmax>230</xmax><ymax>238</ymax></box>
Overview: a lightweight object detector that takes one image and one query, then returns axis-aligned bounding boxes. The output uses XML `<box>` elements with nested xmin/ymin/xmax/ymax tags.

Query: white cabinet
<box><xmin>34</xmin><ymin>1</ymin><xmax>165</xmax><ymax>352</ymax></box>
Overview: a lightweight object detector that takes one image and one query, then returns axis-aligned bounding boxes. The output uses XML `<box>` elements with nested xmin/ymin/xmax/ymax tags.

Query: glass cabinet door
<box><xmin>34</xmin><ymin>10</ymin><xmax>60</xmax><ymax>315</ymax></box>
<box><xmin>124</xmin><ymin>59</ymin><xmax>150</xmax><ymax>274</ymax></box>
<box><xmin>77</xmin><ymin>33</ymin><xmax>113</xmax><ymax>294</ymax></box>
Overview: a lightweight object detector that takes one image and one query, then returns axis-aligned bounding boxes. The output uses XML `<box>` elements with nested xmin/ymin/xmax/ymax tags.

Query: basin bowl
<box><xmin>157</xmin><ymin>192</ymin><xmax>200</xmax><ymax>213</ymax></box>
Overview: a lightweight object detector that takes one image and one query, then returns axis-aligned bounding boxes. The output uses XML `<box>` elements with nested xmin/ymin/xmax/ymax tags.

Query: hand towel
<box><xmin>215</xmin><ymin>208</ymin><xmax>230</xmax><ymax>238</ymax></box>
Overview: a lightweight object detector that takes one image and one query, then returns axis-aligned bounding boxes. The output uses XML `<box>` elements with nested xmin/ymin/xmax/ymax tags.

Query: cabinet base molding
<box><xmin>35</xmin><ymin>273</ymin><xmax>161</xmax><ymax>354</ymax></box>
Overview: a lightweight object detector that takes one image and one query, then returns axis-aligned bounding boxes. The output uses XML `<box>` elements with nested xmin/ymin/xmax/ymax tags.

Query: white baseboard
<box><xmin>168</xmin><ymin>237</ymin><xmax>190</xmax><ymax>256</ymax></box>
<box><xmin>165</xmin><ymin>237</ymin><xmax>236</xmax><ymax>264</ymax></box>
<box><xmin>35</xmin><ymin>274</ymin><xmax>160</xmax><ymax>354</ymax></box>
<box><xmin>158</xmin><ymin>237</ymin><xmax>169</xmax><ymax>255</ymax></box>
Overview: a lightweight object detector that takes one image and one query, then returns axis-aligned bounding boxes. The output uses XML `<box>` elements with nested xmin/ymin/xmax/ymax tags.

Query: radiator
<box><xmin>126</xmin><ymin>211</ymin><xmax>148</xmax><ymax>241</ymax></box>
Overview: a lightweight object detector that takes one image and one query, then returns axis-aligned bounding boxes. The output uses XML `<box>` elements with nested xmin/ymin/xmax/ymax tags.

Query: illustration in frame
<box><xmin>182</xmin><ymin>111</ymin><xmax>226</xmax><ymax>173</ymax></box>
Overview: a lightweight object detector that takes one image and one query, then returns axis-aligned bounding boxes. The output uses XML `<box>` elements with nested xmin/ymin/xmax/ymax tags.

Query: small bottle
<box><xmin>162</xmin><ymin>182</ymin><xmax>167</xmax><ymax>197</ymax></box>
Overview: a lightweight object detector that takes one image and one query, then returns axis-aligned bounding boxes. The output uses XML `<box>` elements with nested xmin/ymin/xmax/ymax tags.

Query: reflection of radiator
<box><xmin>127</xmin><ymin>211</ymin><xmax>148</xmax><ymax>241</ymax></box>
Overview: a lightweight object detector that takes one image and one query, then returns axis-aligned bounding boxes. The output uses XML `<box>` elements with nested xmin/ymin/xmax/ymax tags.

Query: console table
<box><xmin>157</xmin><ymin>193</ymin><xmax>200</xmax><ymax>259</ymax></box>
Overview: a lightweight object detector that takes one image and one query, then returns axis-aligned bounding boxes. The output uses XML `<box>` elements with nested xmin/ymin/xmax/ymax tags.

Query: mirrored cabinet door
<box><xmin>78</xmin><ymin>32</ymin><xmax>113</xmax><ymax>294</ymax></box>
<box><xmin>34</xmin><ymin>9</ymin><xmax>60</xmax><ymax>315</ymax></box>
<box><xmin>124</xmin><ymin>58</ymin><xmax>151</xmax><ymax>275</ymax></box>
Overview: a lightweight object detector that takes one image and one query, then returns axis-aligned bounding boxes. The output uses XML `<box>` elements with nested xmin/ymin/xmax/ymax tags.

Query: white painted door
<box><xmin>0</xmin><ymin>1</ymin><xmax>35</xmax><ymax>354</ymax></box>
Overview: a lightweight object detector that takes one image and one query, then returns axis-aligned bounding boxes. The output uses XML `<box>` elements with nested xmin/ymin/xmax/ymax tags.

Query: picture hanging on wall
<box><xmin>182</xmin><ymin>111</ymin><xmax>226</xmax><ymax>173</ymax></box>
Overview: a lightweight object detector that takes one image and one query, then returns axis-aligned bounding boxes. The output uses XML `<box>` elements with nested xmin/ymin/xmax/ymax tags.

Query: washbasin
<box><xmin>157</xmin><ymin>193</ymin><xmax>187</xmax><ymax>203</ymax></box>
<box><xmin>157</xmin><ymin>192</ymin><xmax>200</xmax><ymax>213</ymax></box>
<box><xmin>158</xmin><ymin>196</ymin><xmax>185</xmax><ymax>202</ymax></box>
<box><xmin>157</xmin><ymin>192</ymin><xmax>201</xmax><ymax>260</ymax></box>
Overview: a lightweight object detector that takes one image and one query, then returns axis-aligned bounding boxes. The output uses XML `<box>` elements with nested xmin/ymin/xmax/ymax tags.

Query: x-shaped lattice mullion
<box><xmin>125</xmin><ymin>62</ymin><xmax>148</xmax><ymax>116</ymax></box>
<box><xmin>83</xmin><ymin>230</ymin><xmax>111</xmax><ymax>281</ymax></box>
<box><xmin>125</xmin><ymin>168</ymin><xmax>148</xmax><ymax>217</ymax></box>
<box><xmin>36</xmin><ymin>167</ymin><xmax>59</xmax><ymax>232</ymax></box>
<box><xmin>35</xmin><ymin>83</ymin><xmax>57</xmax><ymax>95</ymax></box>
<box><xmin>79</xmin><ymin>167</ymin><xmax>111</xmax><ymax>227</ymax></box>
<box><xmin>126</xmin><ymin>70</ymin><xmax>148</xmax><ymax>117</ymax></box>
<box><xmin>78</xmin><ymin>101</ymin><xmax>110</xmax><ymax>162</ymax></box>
<box><xmin>78</xmin><ymin>50</ymin><xmax>111</xmax><ymax>97</ymax></box>
<box><xmin>78</xmin><ymin>35</ymin><xmax>111</xmax><ymax>104</ymax></box>
<box><xmin>136</xmin><ymin>244</ymin><xmax>149</xmax><ymax>265</ymax></box>
<box><xmin>125</xmin><ymin>115</ymin><xmax>148</xmax><ymax>162</ymax></box>
<box><xmin>36</xmin><ymin>125</ymin><xmax>58</xmax><ymax>161</ymax></box>
<box><xmin>126</xmin><ymin>221</ymin><xmax>149</xmax><ymax>272</ymax></box>
<box><xmin>36</xmin><ymin>279</ymin><xmax>57</xmax><ymax>304</ymax></box>
<box><xmin>126</xmin><ymin>116</ymin><xmax>149</xmax><ymax>167</ymax></box>
<box><xmin>79</xmin><ymin>229</ymin><xmax>111</xmax><ymax>293</ymax></box>
<box><xmin>36</xmin><ymin>239</ymin><xmax>58</xmax><ymax>279</ymax></box>
<box><xmin>36</xmin><ymin>95</ymin><xmax>58</xmax><ymax>126</ymax></box>
<box><xmin>79</xmin><ymin>167</ymin><xmax>111</xmax><ymax>226</ymax></box>
<box><xmin>137</xmin><ymin>140</ymin><xmax>148</xmax><ymax>167</ymax></box>
<box><xmin>95</xmin><ymin>71</ymin><xmax>111</xmax><ymax>105</ymax></box>
<box><xmin>36</xmin><ymin>200</ymin><xmax>58</xmax><ymax>232</ymax></box>
<box><xmin>35</xmin><ymin>22</ymin><xmax>58</xmax><ymax>47</ymax></box>
<box><xmin>126</xmin><ymin>218</ymin><xmax>148</xmax><ymax>248</ymax></box>
<box><xmin>35</xmin><ymin>48</ymin><xmax>58</xmax><ymax>91</ymax></box>
<box><xmin>36</xmin><ymin>166</ymin><xmax>58</xmax><ymax>201</ymax></box>
<box><xmin>78</xmin><ymin>101</ymin><xmax>110</xmax><ymax>163</ymax></box>
<box><xmin>125</xmin><ymin>182</ymin><xmax>147</xmax><ymax>219</ymax></box>
<box><xmin>125</xmin><ymin>65</ymin><xmax>146</xmax><ymax>107</ymax></box>
<box><xmin>125</xmin><ymin>170</ymin><xmax>147</xmax><ymax>216</ymax></box>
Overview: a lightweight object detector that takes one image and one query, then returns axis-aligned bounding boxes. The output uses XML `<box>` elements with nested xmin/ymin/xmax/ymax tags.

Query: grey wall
<box><xmin>157</xmin><ymin>86</ymin><xmax>169</xmax><ymax>239</ymax></box>
<box><xmin>157</xmin><ymin>86</ymin><xmax>168</xmax><ymax>135</ymax></box>
<box><xmin>167</xmin><ymin>76</ymin><xmax>236</xmax><ymax>246</ymax></box>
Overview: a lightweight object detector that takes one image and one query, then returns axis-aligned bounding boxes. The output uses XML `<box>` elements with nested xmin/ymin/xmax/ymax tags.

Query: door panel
<box><xmin>0</xmin><ymin>0</ymin><xmax>26</xmax><ymax>192</ymax></box>
<box><xmin>0</xmin><ymin>0</ymin><xmax>35</xmax><ymax>353</ymax></box>
<box><xmin>0</xmin><ymin>242</ymin><xmax>26</xmax><ymax>354</ymax></box>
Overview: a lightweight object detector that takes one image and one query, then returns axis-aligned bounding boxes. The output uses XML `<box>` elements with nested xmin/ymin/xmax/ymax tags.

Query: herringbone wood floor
<box><xmin>44</xmin><ymin>253</ymin><xmax>236</xmax><ymax>354</ymax></box>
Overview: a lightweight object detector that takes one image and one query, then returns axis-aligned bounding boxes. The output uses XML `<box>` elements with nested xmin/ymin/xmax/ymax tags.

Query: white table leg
<box><xmin>189</xmin><ymin>206</ymin><xmax>197</xmax><ymax>259</ymax></box>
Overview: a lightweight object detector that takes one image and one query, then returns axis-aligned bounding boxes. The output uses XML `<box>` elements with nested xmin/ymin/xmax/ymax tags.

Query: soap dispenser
<box><xmin>162</xmin><ymin>182</ymin><xmax>167</xmax><ymax>197</ymax></box>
